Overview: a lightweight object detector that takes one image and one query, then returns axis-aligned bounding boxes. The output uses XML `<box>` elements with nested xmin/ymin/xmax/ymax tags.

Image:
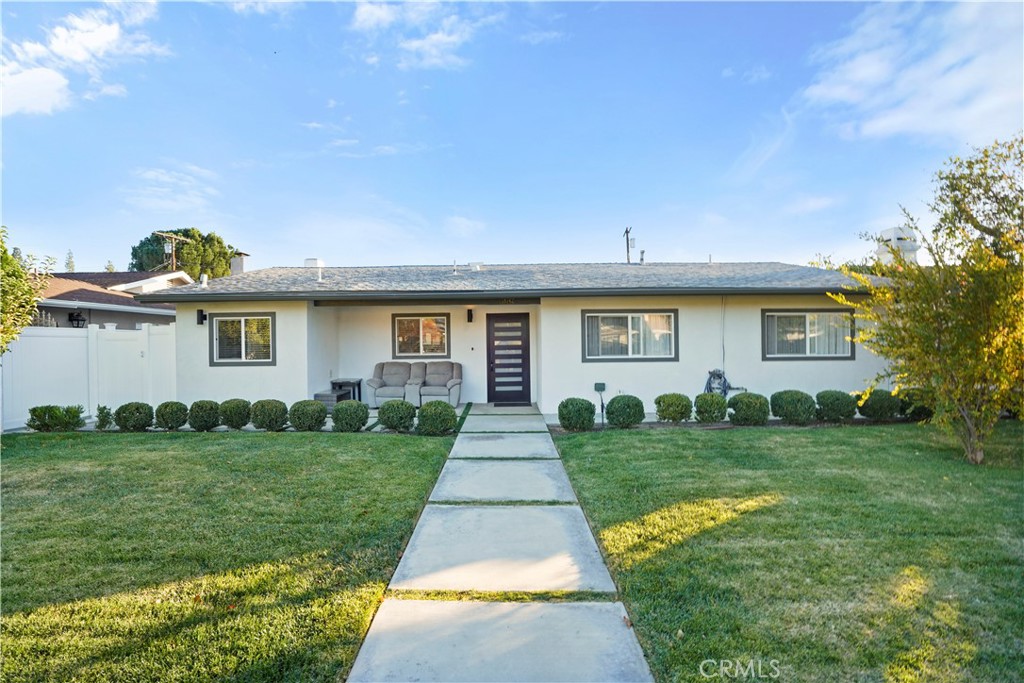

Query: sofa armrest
<box><xmin>446</xmin><ymin>378</ymin><xmax>462</xmax><ymax>389</ymax></box>
<box><xmin>366</xmin><ymin>378</ymin><xmax>384</xmax><ymax>389</ymax></box>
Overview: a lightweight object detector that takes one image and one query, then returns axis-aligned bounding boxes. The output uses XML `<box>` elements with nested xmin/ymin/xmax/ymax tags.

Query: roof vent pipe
<box><xmin>639</xmin><ymin>250</ymin><xmax>645</xmax><ymax>265</ymax></box>
<box><xmin>305</xmin><ymin>258</ymin><xmax>325</xmax><ymax>282</ymax></box>
<box><xmin>199</xmin><ymin>274</ymin><xmax>209</xmax><ymax>288</ymax></box>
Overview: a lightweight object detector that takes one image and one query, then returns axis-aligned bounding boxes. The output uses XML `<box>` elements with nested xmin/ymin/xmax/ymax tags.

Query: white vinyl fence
<box><xmin>1</xmin><ymin>324</ymin><xmax>176</xmax><ymax>432</ymax></box>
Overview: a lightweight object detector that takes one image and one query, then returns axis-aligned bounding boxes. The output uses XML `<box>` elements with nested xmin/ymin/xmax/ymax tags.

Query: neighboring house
<box><xmin>38</xmin><ymin>271</ymin><xmax>191</xmax><ymax>330</ymax></box>
<box><xmin>138</xmin><ymin>261</ymin><xmax>891</xmax><ymax>413</ymax></box>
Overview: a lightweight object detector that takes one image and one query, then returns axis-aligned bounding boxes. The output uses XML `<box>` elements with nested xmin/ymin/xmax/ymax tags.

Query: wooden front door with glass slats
<box><xmin>486</xmin><ymin>313</ymin><xmax>531</xmax><ymax>405</ymax></box>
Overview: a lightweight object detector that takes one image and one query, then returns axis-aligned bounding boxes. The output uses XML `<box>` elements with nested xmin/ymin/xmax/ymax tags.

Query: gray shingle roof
<box><xmin>138</xmin><ymin>262</ymin><xmax>863</xmax><ymax>303</ymax></box>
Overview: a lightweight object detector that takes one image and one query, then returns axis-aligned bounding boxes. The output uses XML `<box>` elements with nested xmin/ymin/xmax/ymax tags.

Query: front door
<box><xmin>486</xmin><ymin>313</ymin><xmax>531</xmax><ymax>405</ymax></box>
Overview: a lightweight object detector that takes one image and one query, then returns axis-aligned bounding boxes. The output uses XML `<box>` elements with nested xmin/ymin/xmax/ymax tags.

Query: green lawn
<box><xmin>557</xmin><ymin>422</ymin><xmax>1023</xmax><ymax>683</ymax></box>
<box><xmin>1</xmin><ymin>432</ymin><xmax>451</xmax><ymax>682</ymax></box>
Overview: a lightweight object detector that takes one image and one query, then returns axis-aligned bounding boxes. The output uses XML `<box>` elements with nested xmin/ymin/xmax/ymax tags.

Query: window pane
<box><xmin>772</xmin><ymin>315</ymin><xmax>806</xmax><ymax>355</ymax></box>
<box><xmin>599</xmin><ymin>316</ymin><xmax>628</xmax><ymax>356</ymax></box>
<box><xmin>630</xmin><ymin>316</ymin><xmax>642</xmax><ymax>355</ymax></box>
<box><xmin>245</xmin><ymin>317</ymin><xmax>272</xmax><ymax>360</ymax></box>
<box><xmin>808</xmin><ymin>313</ymin><xmax>850</xmax><ymax>356</ymax></box>
<box><xmin>396</xmin><ymin>318</ymin><xmax>420</xmax><ymax>355</ymax></box>
<box><xmin>585</xmin><ymin>316</ymin><xmax>602</xmax><ymax>357</ymax></box>
<box><xmin>642</xmin><ymin>314</ymin><xmax>673</xmax><ymax>357</ymax></box>
<box><xmin>217</xmin><ymin>319</ymin><xmax>242</xmax><ymax>360</ymax></box>
<box><xmin>421</xmin><ymin>317</ymin><xmax>447</xmax><ymax>354</ymax></box>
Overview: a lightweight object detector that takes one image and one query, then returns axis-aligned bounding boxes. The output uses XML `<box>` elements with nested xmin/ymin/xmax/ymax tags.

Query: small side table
<box><xmin>331</xmin><ymin>378</ymin><xmax>363</xmax><ymax>403</ymax></box>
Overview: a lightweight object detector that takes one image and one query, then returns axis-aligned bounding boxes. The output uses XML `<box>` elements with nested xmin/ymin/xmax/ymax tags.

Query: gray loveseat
<box><xmin>366</xmin><ymin>360</ymin><xmax>462</xmax><ymax>408</ymax></box>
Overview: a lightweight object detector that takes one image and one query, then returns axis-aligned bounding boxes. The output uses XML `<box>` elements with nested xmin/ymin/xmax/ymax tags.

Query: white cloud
<box><xmin>721</xmin><ymin>64</ymin><xmax>772</xmax><ymax>84</ymax></box>
<box><xmin>350</xmin><ymin>4</ymin><xmax>501</xmax><ymax>71</ymax></box>
<box><xmin>743</xmin><ymin>65</ymin><xmax>771</xmax><ymax>84</ymax></box>
<box><xmin>83</xmin><ymin>82</ymin><xmax>127</xmax><ymax>100</ymax></box>
<box><xmin>803</xmin><ymin>2</ymin><xmax>1023</xmax><ymax>145</ymax></box>
<box><xmin>520</xmin><ymin>30</ymin><xmax>565</xmax><ymax>46</ymax></box>
<box><xmin>398</xmin><ymin>15</ymin><xmax>476</xmax><ymax>70</ymax></box>
<box><xmin>229</xmin><ymin>2</ymin><xmax>298</xmax><ymax>16</ymax></box>
<box><xmin>1</xmin><ymin>65</ymin><xmax>70</xmax><ymax>115</ymax></box>
<box><xmin>2</xmin><ymin>5</ymin><xmax>168</xmax><ymax>117</ymax></box>
<box><xmin>124</xmin><ymin>161</ymin><xmax>220</xmax><ymax>213</ymax></box>
<box><xmin>351</xmin><ymin>2</ymin><xmax>400</xmax><ymax>32</ymax></box>
<box><xmin>445</xmin><ymin>215</ymin><xmax>486</xmax><ymax>238</ymax></box>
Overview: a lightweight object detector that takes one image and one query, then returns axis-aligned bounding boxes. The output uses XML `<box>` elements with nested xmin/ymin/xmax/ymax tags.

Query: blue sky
<box><xmin>3</xmin><ymin>1</ymin><xmax>1022</xmax><ymax>273</ymax></box>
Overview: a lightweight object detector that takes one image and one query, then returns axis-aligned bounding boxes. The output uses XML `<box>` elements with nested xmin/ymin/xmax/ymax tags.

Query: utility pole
<box><xmin>623</xmin><ymin>227</ymin><xmax>633</xmax><ymax>264</ymax></box>
<box><xmin>153</xmin><ymin>231</ymin><xmax>192</xmax><ymax>271</ymax></box>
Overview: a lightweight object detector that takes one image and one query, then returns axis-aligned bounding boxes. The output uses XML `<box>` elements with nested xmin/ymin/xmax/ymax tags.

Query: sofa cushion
<box><xmin>420</xmin><ymin>385</ymin><xmax>450</xmax><ymax>396</ymax></box>
<box><xmin>381</xmin><ymin>362</ymin><xmax>412</xmax><ymax>387</ymax></box>
<box><xmin>375</xmin><ymin>386</ymin><xmax>406</xmax><ymax>399</ymax></box>
<box><xmin>424</xmin><ymin>361</ymin><xmax>454</xmax><ymax>387</ymax></box>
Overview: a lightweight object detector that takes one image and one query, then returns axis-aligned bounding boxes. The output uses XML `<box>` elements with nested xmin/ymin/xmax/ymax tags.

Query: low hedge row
<box><xmin>553</xmin><ymin>386</ymin><xmax>934</xmax><ymax>432</ymax></box>
<box><xmin>27</xmin><ymin>398</ymin><xmax>461</xmax><ymax>435</ymax></box>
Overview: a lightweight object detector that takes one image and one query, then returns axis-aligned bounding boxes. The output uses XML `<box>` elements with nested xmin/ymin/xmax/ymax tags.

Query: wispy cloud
<box><xmin>123</xmin><ymin>161</ymin><xmax>220</xmax><ymax>213</ymax></box>
<box><xmin>803</xmin><ymin>2</ymin><xmax>1023</xmax><ymax>144</ymax></box>
<box><xmin>349</xmin><ymin>2</ymin><xmax>502</xmax><ymax>71</ymax></box>
<box><xmin>731</xmin><ymin>108</ymin><xmax>795</xmax><ymax>182</ymax></box>
<box><xmin>722</xmin><ymin>64</ymin><xmax>772</xmax><ymax>84</ymax></box>
<box><xmin>783</xmin><ymin>195</ymin><xmax>838</xmax><ymax>216</ymax></box>
<box><xmin>229</xmin><ymin>2</ymin><xmax>300</xmax><ymax>16</ymax></box>
<box><xmin>520</xmin><ymin>30</ymin><xmax>565</xmax><ymax>46</ymax></box>
<box><xmin>2</xmin><ymin>3</ymin><xmax>168</xmax><ymax>117</ymax></box>
<box><xmin>444</xmin><ymin>215</ymin><xmax>486</xmax><ymax>238</ymax></box>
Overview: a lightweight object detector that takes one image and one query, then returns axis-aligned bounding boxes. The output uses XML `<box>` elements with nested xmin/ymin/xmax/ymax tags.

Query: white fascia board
<box><xmin>107</xmin><ymin>271</ymin><xmax>194</xmax><ymax>293</ymax></box>
<box><xmin>41</xmin><ymin>298</ymin><xmax>175</xmax><ymax>316</ymax></box>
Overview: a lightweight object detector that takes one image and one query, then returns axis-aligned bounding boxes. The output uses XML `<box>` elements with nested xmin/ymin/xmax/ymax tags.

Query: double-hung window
<box><xmin>393</xmin><ymin>313</ymin><xmax>450</xmax><ymax>358</ymax></box>
<box><xmin>762</xmin><ymin>310</ymin><xmax>854</xmax><ymax>360</ymax></box>
<box><xmin>582</xmin><ymin>310</ymin><xmax>678</xmax><ymax>361</ymax></box>
<box><xmin>210</xmin><ymin>313</ymin><xmax>275</xmax><ymax>366</ymax></box>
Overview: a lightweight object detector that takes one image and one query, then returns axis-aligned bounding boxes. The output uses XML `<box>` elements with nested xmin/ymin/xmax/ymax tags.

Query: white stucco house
<box><xmin>138</xmin><ymin>261</ymin><xmax>888</xmax><ymax>413</ymax></box>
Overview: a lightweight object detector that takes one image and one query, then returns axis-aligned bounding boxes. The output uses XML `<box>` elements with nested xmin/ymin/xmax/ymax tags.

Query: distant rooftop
<box><xmin>138</xmin><ymin>261</ymin><xmax>863</xmax><ymax>303</ymax></box>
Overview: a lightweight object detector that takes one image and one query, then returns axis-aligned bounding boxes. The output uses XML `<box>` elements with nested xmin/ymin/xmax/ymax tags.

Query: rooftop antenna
<box><xmin>623</xmin><ymin>227</ymin><xmax>634</xmax><ymax>264</ymax></box>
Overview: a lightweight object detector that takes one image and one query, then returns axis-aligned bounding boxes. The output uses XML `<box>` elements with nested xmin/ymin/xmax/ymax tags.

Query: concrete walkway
<box><xmin>349</xmin><ymin>404</ymin><xmax>653</xmax><ymax>683</ymax></box>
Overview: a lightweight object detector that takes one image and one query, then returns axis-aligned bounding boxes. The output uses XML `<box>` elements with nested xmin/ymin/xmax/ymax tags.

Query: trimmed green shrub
<box><xmin>219</xmin><ymin>398</ymin><xmax>252</xmax><ymax>430</ymax></box>
<box><xmin>728</xmin><ymin>392</ymin><xmax>770</xmax><ymax>426</ymax></box>
<box><xmin>251</xmin><ymin>399</ymin><xmax>288</xmax><ymax>431</ymax></box>
<box><xmin>606</xmin><ymin>394</ymin><xmax>645</xmax><ymax>429</ymax></box>
<box><xmin>770</xmin><ymin>390</ymin><xmax>816</xmax><ymax>426</ymax></box>
<box><xmin>815</xmin><ymin>390</ymin><xmax>857</xmax><ymax>422</ymax></box>
<box><xmin>188</xmin><ymin>400</ymin><xmax>221</xmax><ymax>432</ymax></box>
<box><xmin>332</xmin><ymin>400</ymin><xmax>370</xmax><ymax>432</ymax></box>
<box><xmin>26</xmin><ymin>405</ymin><xmax>85</xmax><ymax>432</ymax></box>
<box><xmin>898</xmin><ymin>388</ymin><xmax>935</xmax><ymax>422</ymax></box>
<box><xmin>417</xmin><ymin>401</ymin><xmax>458</xmax><ymax>436</ymax></box>
<box><xmin>858</xmin><ymin>390</ymin><xmax>900</xmax><ymax>421</ymax></box>
<box><xmin>114</xmin><ymin>402</ymin><xmax>154</xmax><ymax>432</ymax></box>
<box><xmin>155</xmin><ymin>401</ymin><xmax>189</xmax><ymax>431</ymax></box>
<box><xmin>378</xmin><ymin>400</ymin><xmax>416</xmax><ymax>432</ymax></box>
<box><xmin>558</xmin><ymin>398</ymin><xmax>596</xmax><ymax>432</ymax></box>
<box><xmin>289</xmin><ymin>400</ymin><xmax>327</xmax><ymax>432</ymax></box>
<box><xmin>654</xmin><ymin>393</ymin><xmax>692</xmax><ymax>423</ymax></box>
<box><xmin>694</xmin><ymin>393</ymin><xmax>728</xmax><ymax>423</ymax></box>
<box><xmin>95</xmin><ymin>405</ymin><xmax>113</xmax><ymax>431</ymax></box>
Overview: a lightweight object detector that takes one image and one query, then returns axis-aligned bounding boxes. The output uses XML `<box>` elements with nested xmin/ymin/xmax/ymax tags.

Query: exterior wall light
<box><xmin>68</xmin><ymin>311</ymin><xmax>86</xmax><ymax>328</ymax></box>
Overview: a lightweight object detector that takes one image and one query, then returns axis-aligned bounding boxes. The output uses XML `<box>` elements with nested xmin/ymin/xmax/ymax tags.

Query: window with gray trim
<box><xmin>210</xmin><ymin>313</ymin><xmax>276</xmax><ymax>366</ymax></box>
<box><xmin>582</xmin><ymin>310</ymin><xmax>678</xmax><ymax>362</ymax></box>
<box><xmin>392</xmin><ymin>313</ymin><xmax>450</xmax><ymax>358</ymax></box>
<box><xmin>762</xmin><ymin>309</ymin><xmax>854</xmax><ymax>360</ymax></box>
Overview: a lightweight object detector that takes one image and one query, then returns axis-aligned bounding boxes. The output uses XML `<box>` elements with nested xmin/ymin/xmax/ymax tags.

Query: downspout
<box><xmin>720</xmin><ymin>296</ymin><xmax>727</xmax><ymax>371</ymax></box>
